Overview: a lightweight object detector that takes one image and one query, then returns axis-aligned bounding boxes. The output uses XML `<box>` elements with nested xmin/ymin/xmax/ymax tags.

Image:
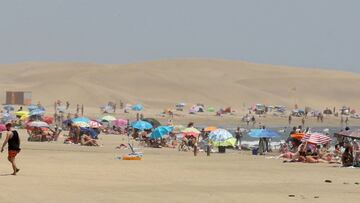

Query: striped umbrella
<box><xmin>302</xmin><ymin>133</ymin><xmax>331</xmax><ymax>144</ymax></box>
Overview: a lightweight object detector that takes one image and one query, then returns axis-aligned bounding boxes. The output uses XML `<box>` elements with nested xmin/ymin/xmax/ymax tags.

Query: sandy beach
<box><xmin>0</xmin><ymin>131</ymin><xmax>358</xmax><ymax>203</ymax></box>
<box><xmin>0</xmin><ymin>59</ymin><xmax>360</xmax><ymax>203</ymax></box>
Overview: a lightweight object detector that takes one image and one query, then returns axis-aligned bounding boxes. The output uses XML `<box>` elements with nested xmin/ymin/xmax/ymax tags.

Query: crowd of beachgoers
<box><xmin>0</xmin><ymin>101</ymin><xmax>359</xmax><ymax>167</ymax></box>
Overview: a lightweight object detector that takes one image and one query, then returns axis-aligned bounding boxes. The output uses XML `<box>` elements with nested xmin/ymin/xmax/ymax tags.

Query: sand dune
<box><xmin>0</xmin><ymin>59</ymin><xmax>359</xmax><ymax>112</ymax></box>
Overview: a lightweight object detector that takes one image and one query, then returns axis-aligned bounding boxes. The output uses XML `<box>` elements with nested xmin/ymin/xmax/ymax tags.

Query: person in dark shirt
<box><xmin>1</xmin><ymin>123</ymin><xmax>21</xmax><ymax>175</ymax></box>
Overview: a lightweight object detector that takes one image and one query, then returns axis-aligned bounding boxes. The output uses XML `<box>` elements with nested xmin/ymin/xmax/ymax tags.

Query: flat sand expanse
<box><xmin>0</xmin><ymin>131</ymin><xmax>358</xmax><ymax>203</ymax></box>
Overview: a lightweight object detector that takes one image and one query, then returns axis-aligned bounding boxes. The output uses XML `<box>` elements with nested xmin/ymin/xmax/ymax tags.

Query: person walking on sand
<box><xmin>1</xmin><ymin>123</ymin><xmax>21</xmax><ymax>175</ymax></box>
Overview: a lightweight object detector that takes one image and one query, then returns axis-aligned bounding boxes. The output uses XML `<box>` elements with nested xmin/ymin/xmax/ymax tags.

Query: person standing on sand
<box><xmin>301</xmin><ymin>117</ymin><xmax>305</xmax><ymax>126</ymax></box>
<box><xmin>235</xmin><ymin>127</ymin><xmax>242</xmax><ymax>150</ymax></box>
<box><xmin>1</xmin><ymin>123</ymin><xmax>21</xmax><ymax>175</ymax></box>
<box><xmin>288</xmin><ymin>115</ymin><xmax>292</xmax><ymax>125</ymax></box>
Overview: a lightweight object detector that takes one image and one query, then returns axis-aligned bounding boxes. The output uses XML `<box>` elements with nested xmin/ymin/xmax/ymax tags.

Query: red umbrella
<box><xmin>302</xmin><ymin>133</ymin><xmax>331</xmax><ymax>144</ymax></box>
<box><xmin>42</xmin><ymin>116</ymin><xmax>53</xmax><ymax>124</ymax></box>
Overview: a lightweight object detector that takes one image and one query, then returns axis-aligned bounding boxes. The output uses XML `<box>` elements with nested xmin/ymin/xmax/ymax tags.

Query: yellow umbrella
<box><xmin>204</xmin><ymin>126</ymin><xmax>217</xmax><ymax>132</ymax></box>
<box><xmin>15</xmin><ymin>111</ymin><xmax>29</xmax><ymax>117</ymax></box>
<box><xmin>20</xmin><ymin>114</ymin><xmax>29</xmax><ymax>120</ymax></box>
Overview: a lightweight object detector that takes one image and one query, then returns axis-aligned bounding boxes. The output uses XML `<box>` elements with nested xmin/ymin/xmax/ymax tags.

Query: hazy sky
<box><xmin>0</xmin><ymin>0</ymin><xmax>359</xmax><ymax>72</ymax></box>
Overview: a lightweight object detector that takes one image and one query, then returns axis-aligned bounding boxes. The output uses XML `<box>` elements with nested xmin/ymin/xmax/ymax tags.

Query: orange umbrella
<box><xmin>204</xmin><ymin>126</ymin><xmax>217</xmax><ymax>132</ymax></box>
<box><xmin>291</xmin><ymin>133</ymin><xmax>305</xmax><ymax>140</ymax></box>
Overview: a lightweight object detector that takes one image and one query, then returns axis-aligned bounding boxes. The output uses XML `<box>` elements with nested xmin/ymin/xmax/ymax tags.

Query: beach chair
<box><xmin>128</xmin><ymin>143</ymin><xmax>143</xmax><ymax>157</ymax></box>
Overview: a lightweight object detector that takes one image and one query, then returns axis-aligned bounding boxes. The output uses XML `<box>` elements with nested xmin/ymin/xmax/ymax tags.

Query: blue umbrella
<box><xmin>28</xmin><ymin>105</ymin><xmax>39</xmax><ymax>111</ymax></box>
<box><xmin>131</xmin><ymin>120</ymin><xmax>152</xmax><ymax>130</ymax></box>
<box><xmin>132</xmin><ymin>104</ymin><xmax>143</xmax><ymax>111</ymax></box>
<box><xmin>72</xmin><ymin>117</ymin><xmax>90</xmax><ymax>123</ymax></box>
<box><xmin>150</xmin><ymin>126</ymin><xmax>173</xmax><ymax>139</ymax></box>
<box><xmin>2</xmin><ymin>113</ymin><xmax>13</xmax><ymax>122</ymax></box>
<box><xmin>248</xmin><ymin>129</ymin><xmax>279</xmax><ymax>138</ymax></box>
<box><xmin>30</xmin><ymin>109</ymin><xmax>45</xmax><ymax>116</ymax></box>
<box><xmin>3</xmin><ymin>105</ymin><xmax>14</xmax><ymax>111</ymax></box>
<box><xmin>80</xmin><ymin>127</ymin><xmax>98</xmax><ymax>139</ymax></box>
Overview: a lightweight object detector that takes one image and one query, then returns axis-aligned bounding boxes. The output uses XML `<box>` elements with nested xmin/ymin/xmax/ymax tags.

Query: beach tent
<box><xmin>142</xmin><ymin>118</ymin><xmax>161</xmax><ymax>128</ymax></box>
<box><xmin>207</xmin><ymin>107</ymin><xmax>215</xmax><ymax>112</ymax></box>
<box><xmin>208</xmin><ymin>129</ymin><xmax>236</xmax><ymax>147</ymax></box>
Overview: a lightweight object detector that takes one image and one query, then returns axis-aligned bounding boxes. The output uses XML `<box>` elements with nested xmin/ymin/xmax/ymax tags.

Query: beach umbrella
<box><xmin>208</xmin><ymin>129</ymin><xmax>236</xmax><ymax>147</ymax></box>
<box><xmin>204</xmin><ymin>126</ymin><xmax>217</xmax><ymax>132</ymax></box>
<box><xmin>113</xmin><ymin>119</ymin><xmax>128</xmax><ymax>127</ymax></box>
<box><xmin>27</xmin><ymin>105</ymin><xmax>39</xmax><ymax>111</ymax></box>
<box><xmin>2</xmin><ymin>113</ymin><xmax>14</xmax><ymax>122</ymax></box>
<box><xmin>182</xmin><ymin>127</ymin><xmax>200</xmax><ymax>137</ymax></box>
<box><xmin>248</xmin><ymin>129</ymin><xmax>279</xmax><ymax>138</ymax></box>
<box><xmin>15</xmin><ymin>111</ymin><xmax>29</xmax><ymax>117</ymax></box>
<box><xmin>142</xmin><ymin>118</ymin><xmax>161</xmax><ymax>128</ymax></box>
<box><xmin>75</xmin><ymin>122</ymin><xmax>90</xmax><ymax>128</ymax></box>
<box><xmin>150</xmin><ymin>126</ymin><xmax>173</xmax><ymax>139</ymax></box>
<box><xmin>101</xmin><ymin>115</ymin><xmax>116</xmax><ymax>122</ymax></box>
<box><xmin>30</xmin><ymin>109</ymin><xmax>45</xmax><ymax>116</ymax></box>
<box><xmin>80</xmin><ymin>127</ymin><xmax>97</xmax><ymax>139</ymax></box>
<box><xmin>72</xmin><ymin>117</ymin><xmax>90</xmax><ymax>123</ymax></box>
<box><xmin>42</xmin><ymin>116</ymin><xmax>53</xmax><ymax>124</ymax></box>
<box><xmin>290</xmin><ymin>133</ymin><xmax>305</xmax><ymax>140</ymax></box>
<box><xmin>132</xmin><ymin>104</ymin><xmax>143</xmax><ymax>111</ymax></box>
<box><xmin>89</xmin><ymin>120</ymin><xmax>102</xmax><ymax>128</ymax></box>
<box><xmin>131</xmin><ymin>120</ymin><xmax>153</xmax><ymax>130</ymax></box>
<box><xmin>3</xmin><ymin>105</ymin><xmax>14</xmax><ymax>111</ymax></box>
<box><xmin>173</xmin><ymin>125</ymin><xmax>185</xmax><ymax>133</ymax></box>
<box><xmin>336</xmin><ymin>130</ymin><xmax>360</xmax><ymax>140</ymax></box>
<box><xmin>0</xmin><ymin>124</ymin><xmax>6</xmax><ymax>132</ymax></box>
<box><xmin>28</xmin><ymin>121</ymin><xmax>49</xmax><ymax>128</ymax></box>
<box><xmin>302</xmin><ymin>133</ymin><xmax>331</xmax><ymax>145</ymax></box>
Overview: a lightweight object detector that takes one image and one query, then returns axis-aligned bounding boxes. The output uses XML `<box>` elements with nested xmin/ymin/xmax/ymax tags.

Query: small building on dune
<box><xmin>5</xmin><ymin>91</ymin><xmax>32</xmax><ymax>105</ymax></box>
